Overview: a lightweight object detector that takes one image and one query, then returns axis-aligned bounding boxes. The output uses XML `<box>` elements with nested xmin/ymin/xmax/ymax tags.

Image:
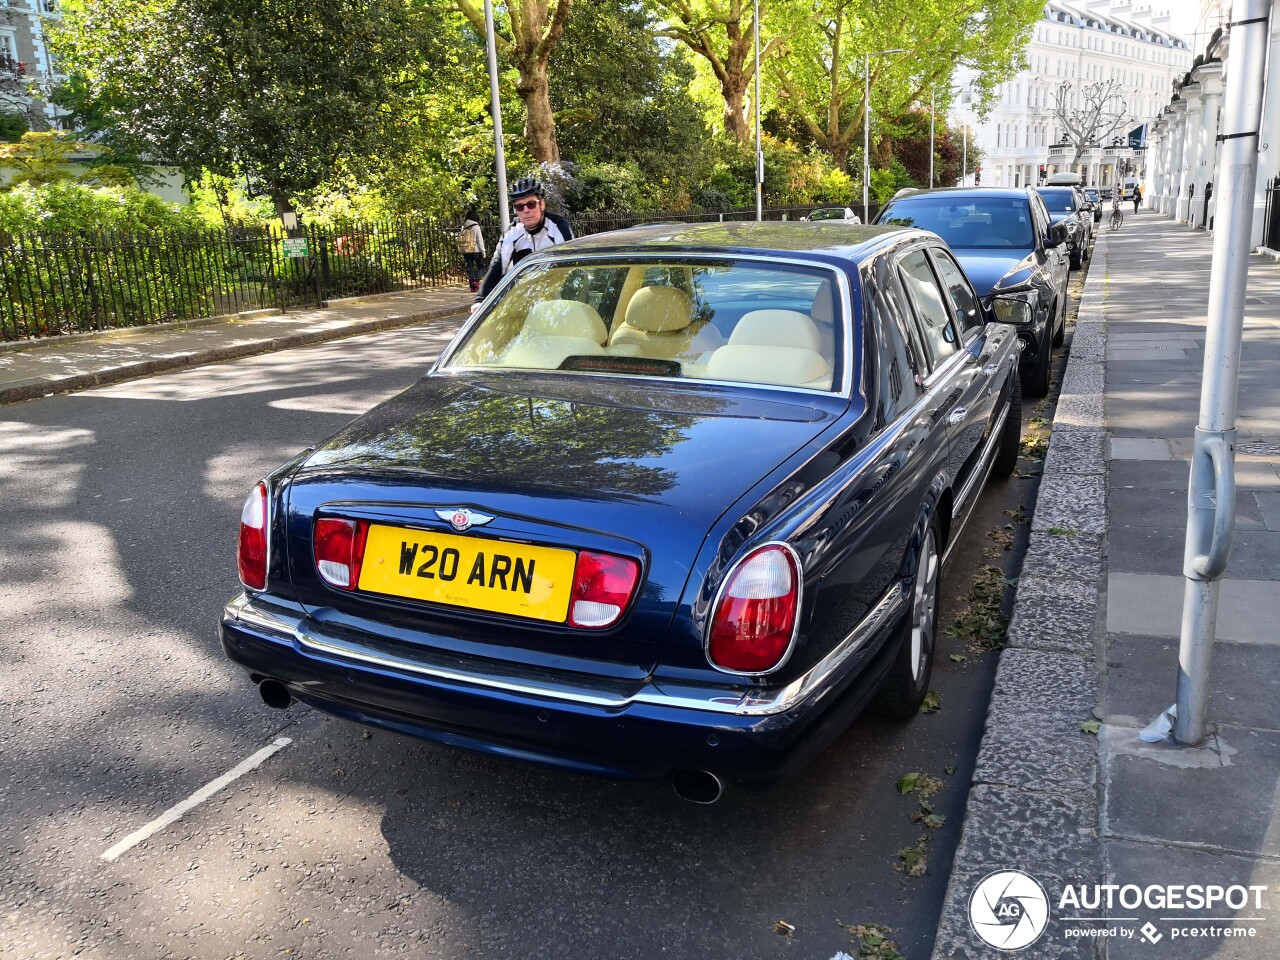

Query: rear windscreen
<box><xmin>878</xmin><ymin>197</ymin><xmax>1033</xmax><ymax>250</ymax></box>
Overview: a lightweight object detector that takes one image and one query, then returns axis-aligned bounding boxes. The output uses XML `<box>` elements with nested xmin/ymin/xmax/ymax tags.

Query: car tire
<box><xmin>875</xmin><ymin>514</ymin><xmax>942</xmax><ymax>720</ymax></box>
<box><xmin>990</xmin><ymin>370</ymin><xmax>1022</xmax><ymax>481</ymax></box>
<box><xmin>1069</xmin><ymin>245</ymin><xmax>1083</xmax><ymax>270</ymax></box>
<box><xmin>1052</xmin><ymin>295</ymin><xmax>1066</xmax><ymax>347</ymax></box>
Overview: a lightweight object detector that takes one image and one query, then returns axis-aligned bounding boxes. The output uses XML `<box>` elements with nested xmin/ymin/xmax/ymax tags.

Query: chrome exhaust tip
<box><xmin>257</xmin><ymin>679</ymin><xmax>294</xmax><ymax>710</ymax></box>
<box><xmin>670</xmin><ymin>769</ymin><xmax>725</xmax><ymax>805</ymax></box>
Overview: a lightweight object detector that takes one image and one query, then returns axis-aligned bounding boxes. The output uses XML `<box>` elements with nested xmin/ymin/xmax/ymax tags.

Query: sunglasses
<box><xmin>513</xmin><ymin>198</ymin><xmax>542</xmax><ymax>212</ymax></box>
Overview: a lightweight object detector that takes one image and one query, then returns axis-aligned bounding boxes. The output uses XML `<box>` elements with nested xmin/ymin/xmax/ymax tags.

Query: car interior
<box><xmin>450</xmin><ymin>261</ymin><xmax>841</xmax><ymax>391</ymax></box>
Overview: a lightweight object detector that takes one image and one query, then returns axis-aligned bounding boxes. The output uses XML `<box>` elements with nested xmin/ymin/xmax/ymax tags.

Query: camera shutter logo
<box><xmin>968</xmin><ymin>870</ymin><xmax>1051</xmax><ymax>950</ymax></box>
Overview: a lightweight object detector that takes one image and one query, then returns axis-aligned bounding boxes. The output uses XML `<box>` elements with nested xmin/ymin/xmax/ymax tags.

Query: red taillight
<box><xmin>568</xmin><ymin>551</ymin><xmax>640</xmax><ymax>628</ymax></box>
<box><xmin>708</xmin><ymin>545</ymin><xmax>800</xmax><ymax>674</ymax></box>
<box><xmin>314</xmin><ymin>518</ymin><xmax>369</xmax><ymax>590</ymax></box>
<box><xmin>237</xmin><ymin>482</ymin><xmax>268</xmax><ymax>590</ymax></box>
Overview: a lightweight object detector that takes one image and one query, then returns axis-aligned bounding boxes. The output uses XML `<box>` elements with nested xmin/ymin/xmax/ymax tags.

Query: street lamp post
<box><xmin>929</xmin><ymin>87</ymin><xmax>935</xmax><ymax>188</ymax></box>
<box><xmin>484</xmin><ymin>0</ymin><xmax>509</xmax><ymax>226</ymax></box>
<box><xmin>863</xmin><ymin>48</ymin><xmax>905</xmax><ymax>223</ymax></box>
<box><xmin>754</xmin><ymin>0</ymin><xmax>762</xmax><ymax>222</ymax></box>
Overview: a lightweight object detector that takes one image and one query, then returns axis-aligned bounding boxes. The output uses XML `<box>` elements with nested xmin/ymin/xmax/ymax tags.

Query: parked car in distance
<box><xmin>804</xmin><ymin>206</ymin><xmax>861</xmax><ymax>223</ymax></box>
<box><xmin>1082</xmin><ymin>187</ymin><xmax>1103</xmax><ymax>223</ymax></box>
<box><xmin>221</xmin><ymin>222</ymin><xmax>1024</xmax><ymax>802</ymax></box>
<box><xmin>1100</xmin><ymin>186</ymin><xmax>1114</xmax><ymax>200</ymax></box>
<box><xmin>1035</xmin><ymin>186</ymin><xmax>1092</xmax><ymax>270</ymax></box>
<box><xmin>874</xmin><ymin>186</ymin><xmax>1070</xmax><ymax>397</ymax></box>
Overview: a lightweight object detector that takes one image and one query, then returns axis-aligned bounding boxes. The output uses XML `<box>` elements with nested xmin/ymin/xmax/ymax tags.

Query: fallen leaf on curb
<box><xmin>910</xmin><ymin>810</ymin><xmax>946</xmax><ymax>829</ymax></box>
<box><xmin>895</xmin><ymin>773</ymin><xmax>921</xmax><ymax>794</ymax></box>
<box><xmin>921</xmin><ymin>691</ymin><xmax>941</xmax><ymax>713</ymax></box>
<box><xmin>774</xmin><ymin>919</ymin><xmax>795</xmax><ymax>936</ymax></box>
<box><xmin>896</xmin><ymin>772</ymin><xmax>944</xmax><ymax>798</ymax></box>
<box><xmin>949</xmin><ymin>654</ymin><xmax>967</xmax><ymax>663</ymax></box>
<box><xmin>944</xmin><ymin>765</ymin><xmax>957</xmax><ymax>775</ymax></box>
<box><xmin>1080</xmin><ymin>720</ymin><xmax>1102</xmax><ymax>735</ymax></box>
<box><xmin>895</xmin><ymin>836</ymin><xmax>929</xmax><ymax>877</ymax></box>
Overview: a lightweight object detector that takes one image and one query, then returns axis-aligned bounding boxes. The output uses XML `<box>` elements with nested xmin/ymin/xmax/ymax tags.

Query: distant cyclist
<box><xmin>473</xmin><ymin>177</ymin><xmax>574</xmax><ymax>305</ymax></box>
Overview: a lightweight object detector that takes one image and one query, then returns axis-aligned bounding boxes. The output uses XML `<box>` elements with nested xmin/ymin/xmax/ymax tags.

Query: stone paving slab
<box><xmin>1101</xmin><ymin>633</ymin><xmax>1280</xmax><ymax>732</ymax></box>
<box><xmin>1020</xmin><ymin>532</ymin><xmax>1105</xmax><ymax>584</ymax></box>
<box><xmin>1030</xmin><ymin>476</ymin><xmax>1107</xmax><ymax>534</ymax></box>
<box><xmin>1103</xmin><ymin>842</ymin><xmax>1279</xmax><ymax>960</ymax></box>
<box><xmin>1044</xmin><ymin>429</ymin><xmax>1107</xmax><ymax>477</ymax></box>
<box><xmin>1102</xmin><ymin>726</ymin><xmax>1280</xmax><ymax>859</ymax></box>
<box><xmin>1106</xmin><ymin>573</ymin><xmax>1280</xmax><ymax>642</ymax></box>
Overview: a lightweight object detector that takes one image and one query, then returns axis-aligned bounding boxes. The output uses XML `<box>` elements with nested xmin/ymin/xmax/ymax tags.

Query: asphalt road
<box><xmin>0</xmin><ymin>295</ymin><xmax>1077</xmax><ymax>960</ymax></box>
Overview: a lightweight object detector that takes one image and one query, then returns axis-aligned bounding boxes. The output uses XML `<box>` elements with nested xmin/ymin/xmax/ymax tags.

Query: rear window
<box><xmin>447</xmin><ymin>258</ymin><xmax>845</xmax><ymax>392</ymax></box>
<box><xmin>878</xmin><ymin>197</ymin><xmax>1034</xmax><ymax>250</ymax></box>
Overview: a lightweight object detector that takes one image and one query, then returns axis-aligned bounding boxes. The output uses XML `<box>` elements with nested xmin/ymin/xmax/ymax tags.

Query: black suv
<box><xmin>1035</xmin><ymin>186</ymin><xmax>1092</xmax><ymax>269</ymax></box>
<box><xmin>875</xmin><ymin>187</ymin><xmax>1070</xmax><ymax>396</ymax></box>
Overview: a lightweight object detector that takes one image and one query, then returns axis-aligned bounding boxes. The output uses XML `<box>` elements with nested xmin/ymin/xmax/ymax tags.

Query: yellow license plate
<box><xmin>357</xmin><ymin>524</ymin><xmax>576</xmax><ymax>622</ymax></box>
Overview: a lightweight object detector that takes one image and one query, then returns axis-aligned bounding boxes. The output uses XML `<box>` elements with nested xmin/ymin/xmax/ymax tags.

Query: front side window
<box><xmin>448</xmin><ymin>258</ymin><xmax>844</xmax><ymax>392</ymax></box>
<box><xmin>930</xmin><ymin>250</ymin><xmax>984</xmax><ymax>333</ymax></box>
<box><xmin>898</xmin><ymin>250</ymin><xmax>959</xmax><ymax>368</ymax></box>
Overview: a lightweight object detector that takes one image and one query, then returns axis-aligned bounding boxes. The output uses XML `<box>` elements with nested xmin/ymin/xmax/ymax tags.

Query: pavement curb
<box><xmin>931</xmin><ymin>237</ymin><xmax>1112</xmax><ymax>960</ymax></box>
<box><xmin>0</xmin><ymin>301</ymin><xmax>469</xmax><ymax>406</ymax></box>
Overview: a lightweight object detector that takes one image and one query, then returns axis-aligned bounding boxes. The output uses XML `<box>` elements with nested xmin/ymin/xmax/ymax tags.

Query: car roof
<box><xmin>882</xmin><ymin>186</ymin><xmax>1036</xmax><ymax>202</ymax></box>
<box><xmin>550</xmin><ymin>220</ymin><xmax>916</xmax><ymax>264</ymax></box>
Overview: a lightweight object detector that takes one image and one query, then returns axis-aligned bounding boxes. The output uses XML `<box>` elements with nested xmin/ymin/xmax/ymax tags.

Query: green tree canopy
<box><xmin>51</xmin><ymin>0</ymin><xmax>424</xmax><ymax>216</ymax></box>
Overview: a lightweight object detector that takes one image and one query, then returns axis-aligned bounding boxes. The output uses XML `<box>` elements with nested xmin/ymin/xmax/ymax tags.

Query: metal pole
<box><xmin>754</xmin><ymin>0</ymin><xmax>762</xmax><ymax>222</ymax></box>
<box><xmin>1174</xmin><ymin>0</ymin><xmax>1272</xmax><ymax>745</ymax></box>
<box><xmin>484</xmin><ymin>0</ymin><xmax>509</xmax><ymax>227</ymax></box>
<box><xmin>963</xmin><ymin>125</ymin><xmax>968</xmax><ymax>186</ymax></box>
<box><xmin>863</xmin><ymin>54</ymin><xmax>870</xmax><ymax>224</ymax></box>
<box><xmin>929</xmin><ymin>87</ymin><xmax>936</xmax><ymax>188</ymax></box>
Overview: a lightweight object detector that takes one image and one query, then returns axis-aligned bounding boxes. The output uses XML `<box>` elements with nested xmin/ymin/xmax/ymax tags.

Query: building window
<box><xmin>0</xmin><ymin>30</ymin><xmax>16</xmax><ymax>60</ymax></box>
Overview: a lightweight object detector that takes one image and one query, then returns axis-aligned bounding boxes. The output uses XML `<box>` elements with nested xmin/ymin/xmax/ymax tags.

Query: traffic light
<box><xmin>974</xmin><ymin>167</ymin><xmax>982</xmax><ymax>186</ymax></box>
<box><xmin>1038</xmin><ymin>164</ymin><xmax>1047</xmax><ymax>181</ymax></box>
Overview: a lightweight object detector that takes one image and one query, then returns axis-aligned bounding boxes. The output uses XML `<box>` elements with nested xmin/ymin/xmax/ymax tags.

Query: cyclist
<box><xmin>1109</xmin><ymin>192</ymin><xmax>1124</xmax><ymax>231</ymax></box>
<box><xmin>473</xmin><ymin>177</ymin><xmax>574</xmax><ymax>305</ymax></box>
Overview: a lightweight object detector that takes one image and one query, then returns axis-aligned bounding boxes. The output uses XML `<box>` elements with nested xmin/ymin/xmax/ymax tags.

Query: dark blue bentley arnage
<box><xmin>221</xmin><ymin>221</ymin><xmax>1022</xmax><ymax>802</ymax></box>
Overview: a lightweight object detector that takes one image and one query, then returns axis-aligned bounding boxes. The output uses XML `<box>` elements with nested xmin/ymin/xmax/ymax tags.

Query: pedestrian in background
<box><xmin>458</xmin><ymin>208</ymin><xmax>487</xmax><ymax>293</ymax></box>
<box><xmin>1132</xmin><ymin>185</ymin><xmax>1142</xmax><ymax>214</ymax></box>
<box><xmin>472</xmin><ymin>177</ymin><xmax>573</xmax><ymax>306</ymax></box>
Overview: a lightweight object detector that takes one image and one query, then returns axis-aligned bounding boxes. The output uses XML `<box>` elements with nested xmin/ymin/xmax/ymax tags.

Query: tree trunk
<box><xmin>722</xmin><ymin>69</ymin><xmax>750</xmax><ymax>143</ymax></box>
<box><xmin>517</xmin><ymin>61</ymin><xmax>559</xmax><ymax>163</ymax></box>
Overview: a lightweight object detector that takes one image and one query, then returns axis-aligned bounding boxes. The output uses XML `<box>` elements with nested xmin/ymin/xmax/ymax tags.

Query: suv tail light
<box><xmin>314</xmin><ymin>518</ymin><xmax>370</xmax><ymax>590</ymax></box>
<box><xmin>708</xmin><ymin>544</ymin><xmax>800</xmax><ymax>674</ymax></box>
<box><xmin>568</xmin><ymin>551</ymin><xmax>639</xmax><ymax>628</ymax></box>
<box><xmin>238</xmin><ymin>482</ymin><xmax>268</xmax><ymax>590</ymax></box>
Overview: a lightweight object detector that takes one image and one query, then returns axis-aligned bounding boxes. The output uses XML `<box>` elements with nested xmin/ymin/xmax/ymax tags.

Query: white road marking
<box><xmin>101</xmin><ymin>737</ymin><xmax>292</xmax><ymax>862</ymax></box>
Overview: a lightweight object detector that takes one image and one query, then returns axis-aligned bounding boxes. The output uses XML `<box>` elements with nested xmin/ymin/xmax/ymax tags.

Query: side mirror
<box><xmin>1046</xmin><ymin>221</ymin><xmax>1070</xmax><ymax>248</ymax></box>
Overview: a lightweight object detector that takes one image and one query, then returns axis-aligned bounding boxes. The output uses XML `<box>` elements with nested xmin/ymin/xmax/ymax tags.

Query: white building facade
<box><xmin>0</xmin><ymin>0</ymin><xmax>61</xmax><ymax>127</ymax></box>
<box><xmin>954</xmin><ymin>1</ymin><xmax>1193</xmax><ymax>189</ymax></box>
<box><xmin>1145</xmin><ymin>11</ymin><xmax>1280</xmax><ymax>251</ymax></box>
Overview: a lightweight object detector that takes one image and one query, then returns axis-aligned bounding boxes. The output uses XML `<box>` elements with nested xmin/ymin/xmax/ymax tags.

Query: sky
<box><xmin>1160</xmin><ymin>0</ymin><xmax>1228</xmax><ymax>48</ymax></box>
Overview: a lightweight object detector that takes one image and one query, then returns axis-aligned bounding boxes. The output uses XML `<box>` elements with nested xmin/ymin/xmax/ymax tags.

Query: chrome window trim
<box><xmin>434</xmin><ymin>252</ymin><xmax>860</xmax><ymax>402</ymax></box>
<box><xmin>223</xmin><ymin>577</ymin><xmax>908</xmax><ymax>718</ymax></box>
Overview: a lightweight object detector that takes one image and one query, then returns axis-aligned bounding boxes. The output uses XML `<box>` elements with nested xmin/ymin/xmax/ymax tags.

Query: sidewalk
<box><xmin>933</xmin><ymin>215</ymin><xmax>1280</xmax><ymax>958</ymax></box>
<box><xmin>0</xmin><ymin>285</ymin><xmax>476</xmax><ymax>405</ymax></box>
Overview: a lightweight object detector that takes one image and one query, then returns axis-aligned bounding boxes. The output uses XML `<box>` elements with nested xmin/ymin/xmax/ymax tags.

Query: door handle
<box><xmin>947</xmin><ymin>407</ymin><xmax>969</xmax><ymax>426</ymax></box>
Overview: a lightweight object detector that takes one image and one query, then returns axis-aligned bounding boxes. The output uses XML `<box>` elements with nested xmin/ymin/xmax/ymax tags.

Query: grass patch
<box><xmin>1048</xmin><ymin>526</ymin><xmax>1083</xmax><ymax>537</ymax></box>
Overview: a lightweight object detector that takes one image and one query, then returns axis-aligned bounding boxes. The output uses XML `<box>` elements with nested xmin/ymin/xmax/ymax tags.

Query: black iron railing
<box><xmin>0</xmin><ymin>205</ymin><xmax>877</xmax><ymax>341</ymax></box>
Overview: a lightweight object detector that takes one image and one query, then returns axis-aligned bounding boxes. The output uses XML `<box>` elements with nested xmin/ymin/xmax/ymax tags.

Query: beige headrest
<box><xmin>730</xmin><ymin>310</ymin><xmax>823</xmax><ymax>353</ymax></box>
<box><xmin>525</xmin><ymin>299</ymin><xmax>607</xmax><ymax>344</ymax></box>
<box><xmin>623</xmin><ymin>286</ymin><xmax>694</xmax><ymax>333</ymax></box>
<box><xmin>810</xmin><ymin>281</ymin><xmax>834</xmax><ymax>325</ymax></box>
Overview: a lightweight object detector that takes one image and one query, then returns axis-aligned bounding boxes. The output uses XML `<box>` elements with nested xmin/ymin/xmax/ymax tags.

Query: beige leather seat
<box><xmin>704</xmin><ymin>309</ymin><xmax>833</xmax><ymax>389</ymax></box>
<box><xmin>606</xmin><ymin>286</ymin><xmax>724</xmax><ymax>362</ymax></box>
<box><xmin>498</xmin><ymin>299</ymin><xmax>608</xmax><ymax>369</ymax></box>
<box><xmin>808</xmin><ymin>281</ymin><xmax>837</xmax><ymax>361</ymax></box>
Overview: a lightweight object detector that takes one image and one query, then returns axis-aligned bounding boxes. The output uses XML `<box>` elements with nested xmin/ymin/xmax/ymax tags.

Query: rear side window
<box><xmin>898</xmin><ymin>250</ymin><xmax>959</xmax><ymax>368</ymax></box>
<box><xmin>930</xmin><ymin>250</ymin><xmax>983</xmax><ymax>334</ymax></box>
<box><xmin>863</xmin><ymin>263</ymin><xmax>923</xmax><ymax>428</ymax></box>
